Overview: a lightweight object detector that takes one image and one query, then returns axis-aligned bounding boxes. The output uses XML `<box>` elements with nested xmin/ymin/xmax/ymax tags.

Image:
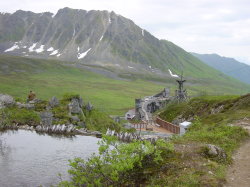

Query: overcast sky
<box><xmin>1</xmin><ymin>0</ymin><xmax>250</xmax><ymax>65</ymax></box>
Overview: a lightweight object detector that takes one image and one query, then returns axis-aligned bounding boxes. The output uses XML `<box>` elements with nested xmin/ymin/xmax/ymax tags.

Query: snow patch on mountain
<box><xmin>47</xmin><ymin>47</ymin><xmax>54</xmax><ymax>52</ymax></box>
<box><xmin>50</xmin><ymin>50</ymin><xmax>59</xmax><ymax>56</ymax></box>
<box><xmin>78</xmin><ymin>48</ymin><xmax>91</xmax><ymax>59</ymax></box>
<box><xmin>28</xmin><ymin>43</ymin><xmax>37</xmax><ymax>52</ymax></box>
<box><xmin>35</xmin><ymin>45</ymin><xmax>44</xmax><ymax>53</ymax></box>
<box><xmin>99</xmin><ymin>35</ymin><xmax>104</xmax><ymax>41</ymax></box>
<box><xmin>142</xmin><ymin>29</ymin><xmax>144</xmax><ymax>36</ymax></box>
<box><xmin>4</xmin><ymin>44</ymin><xmax>19</xmax><ymax>52</ymax></box>
<box><xmin>108</xmin><ymin>15</ymin><xmax>111</xmax><ymax>24</ymax></box>
<box><xmin>168</xmin><ymin>69</ymin><xmax>179</xmax><ymax>78</ymax></box>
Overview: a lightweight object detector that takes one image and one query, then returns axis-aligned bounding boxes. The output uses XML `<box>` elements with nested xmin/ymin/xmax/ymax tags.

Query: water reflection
<box><xmin>0</xmin><ymin>129</ymin><xmax>99</xmax><ymax>187</ymax></box>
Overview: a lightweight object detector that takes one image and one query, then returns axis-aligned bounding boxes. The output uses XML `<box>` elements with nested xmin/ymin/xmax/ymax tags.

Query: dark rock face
<box><xmin>0</xmin><ymin>94</ymin><xmax>15</xmax><ymax>108</ymax></box>
<box><xmin>40</xmin><ymin>111</ymin><xmax>53</xmax><ymax>126</ymax></box>
<box><xmin>49</xmin><ymin>96</ymin><xmax>59</xmax><ymax>107</ymax></box>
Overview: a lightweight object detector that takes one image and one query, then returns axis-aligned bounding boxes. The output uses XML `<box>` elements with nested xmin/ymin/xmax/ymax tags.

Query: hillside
<box><xmin>191</xmin><ymin>53</ymin><xmax>250</xmax><ymax>84</ymax></box>
<box><xmin>156</xmin><ymin>94</ymin><xmax>250</xmax><ymax>186</ymax></box>
<box><xmin>0</xmin><ymin>7</ymin><xmax>248</xmax><ymax>85</ymax></box>
<box><xmin>1</xmin><ymin>55</ymin><xmax>250</xmax><ymax>115</ymax></box>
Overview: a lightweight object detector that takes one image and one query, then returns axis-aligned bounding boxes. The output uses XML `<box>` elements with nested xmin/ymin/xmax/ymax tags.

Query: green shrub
<box><xmin>85</xmin><ymin>109</ymin><xmax>121</xmax><ymax>133</ymax></box>
<box><xmin>62</xmin><ymin>93</ymin><xmax>80</xmax><ymax>102</ymax></box>
<box><xmin>58</xmin><ymin>136</ymin><xmax>174</xmax><ymax>186</ymax></box>
<box><xmin>2</xmin><ymin>107</ymin><xmax>40</xmax><ymax>125</ymax></box>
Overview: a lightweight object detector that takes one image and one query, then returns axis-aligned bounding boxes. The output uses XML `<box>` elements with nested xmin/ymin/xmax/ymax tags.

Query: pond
<box><xmin>0</xmin><ymin>130</ymin><xmax>99</xmax><ymax>187</ymax></box>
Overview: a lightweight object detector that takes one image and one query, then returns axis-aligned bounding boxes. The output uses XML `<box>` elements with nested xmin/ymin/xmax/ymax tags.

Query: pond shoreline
<box><xmin>0</xmin><ymin>124</ymin><xmax>103</xmax><ymax>138</ymax></box>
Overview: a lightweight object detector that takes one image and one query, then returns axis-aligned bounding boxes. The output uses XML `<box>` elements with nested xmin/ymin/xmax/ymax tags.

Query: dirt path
<box><xmin>224</xmin><ymin>119</ymin><xmax>250</xmax><ymax>187</ymax></box>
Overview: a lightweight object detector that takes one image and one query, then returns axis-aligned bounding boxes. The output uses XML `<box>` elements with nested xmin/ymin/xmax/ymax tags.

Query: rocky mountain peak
<box><xmin>0</xmin><ymin>7</ymin><xmax>221</xmax><ymax>79</ymax></box>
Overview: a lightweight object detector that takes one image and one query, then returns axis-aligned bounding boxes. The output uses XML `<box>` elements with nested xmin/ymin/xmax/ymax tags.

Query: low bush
<box><xmin>58</xmin><ymin>136</ymin><xmax>174</xmax><ymax>186</ymax></box>
<box><xmin>1</xmin><ymin>107</ymin><xmax>40</xmax><ymax>126</ymax></box>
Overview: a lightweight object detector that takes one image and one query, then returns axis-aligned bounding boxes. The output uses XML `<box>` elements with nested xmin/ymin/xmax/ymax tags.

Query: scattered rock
<box><xmin>71</xmin><ymin>115</ymin><xmax>80</xmax><ymax>122</ymax></box>
<box><xmin>40</xmin><ymin>111</ymin><xmax>53</xmax><ymax>126</ymax></box>
<box><xmin>79</xmin><ymin>97</ymin><xmax>84</xmax><ymax>108</ymax></box>
<box><xmin>68</xmin><ymin>98</ymin><xmax>83</xmax><ymax>114</ymax></box>
<box><xmin>77</xmin><ymin>122</ymin><xmax>86</xmax><ymax>128</ymax></box>
<box><xmin>49</xmin><ymin>96</ymin><xmax>59</xmax><ymax>107</ymax></box>
<box><xmin>16</xmin><ymin>102</ymin><xmax>35</xmax><ymax>109</ymax></box>
<box><xmin>29</xmin><ymin>98</ymin><xmax>41</xmax><ymax>104</ymax></box>
<box><xmin>86</xmin><ymin>101</ymin><xmax>93</xmax><ymax>111</ymax></box>
<box><xmin>172</xmin><ymin>115</ymin><xmax>185</xmax><ymax>125</ymax></box>
<box><xmin>211</xmin><ymin>105</ymin><xmax>224</xmax><ymax>114</ymax></box>
<box><xmin>203</xmin><ymin>144</ymin><xmax>227</xmax><ymax>162</ymax></box>
<box><xmin>0</xmin><ymin>94</ymin><xmax>15</xmax><ymax>108</ymax></box>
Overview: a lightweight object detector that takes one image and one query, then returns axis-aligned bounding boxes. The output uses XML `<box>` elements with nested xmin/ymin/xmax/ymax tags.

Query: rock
<box><xmin>36</xmin><ymin>125</ymin><xmax>42</xmax><ymax>131</ymax></box>
<box><xmin>61</xmin><ymin>124</ymin><xmax>67</xmax><ymax>132</ymax></box>
<box><xmin>211</xmin><ymin>105</ymin><xmax>224</xmax><ymax>114</ymax></box>
<box><xmin>29</xmin><ymin>98</ymin><xmax>41</xmax><ymax>104</ymax></box>
<box><xmin>49</xmin><ymin>96</ymin><xmax>59</xmax><ymax>107</ymax></box>
<box><xmin>79</xmin><ymin>97</ymin><xmax>84</xmax><ymax>108</ymax></box>
<box><xmin>86</xmin><ymin>101</ymin><xmax>93</xmax><ymax>111</ymax></box>
<box><xmin>172</xmin><ymin>116</ymin><xmax>185</xmax><ymax>125</ymax></box>
<box><xmin>204</xmin><ymin>144</ymin><xmax>227</xmax><ymax>162</ymax></box>
<box><xmin>66</xmin><ymin>124</ymin><xmax>75</xmax><ymax>133</ymax></box>
<box><xmin>71</xmin><ymin>115</ymin><xmax>80</xmax><ymax>122</ymax></box>
<box><xmin>96</xmin><ymin>132</ymin><xmax>102</xmax><ymax>138</ymax></box>
<box><xmin>16</xmin><ymin>102</ymin><xmax>35</xmax><ymax>109</ymax></box>
<box><xmin>40</xmin><ymin>111</ymin><xmax>53</xmax><ymax>126</ymax></box>
<box><xmin>68</xmin><ymin>98</ymin><xmax>83</xmax><ymax>114</ymax></box>
<box><xmin>77</xmin><ymin>122</ymin><xmax>86</xmax><ymax>128</ymax></box>
<box><xmin>0</xmin><ymin>94</ymin><xmax>15</xmax><ymax>108</ymax></box>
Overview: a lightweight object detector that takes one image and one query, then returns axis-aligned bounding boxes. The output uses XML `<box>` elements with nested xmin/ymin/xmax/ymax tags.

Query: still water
<box><xmin>0</xmin><ymin>130</ymin><xmax>99</xmax><ymax>187</ymax></box>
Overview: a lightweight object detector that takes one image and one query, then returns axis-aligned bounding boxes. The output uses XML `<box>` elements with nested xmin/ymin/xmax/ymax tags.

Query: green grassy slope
<box><xmin>0</xmin><ymin>55</ymin><xmax>165</xmax><ymax>114</ymax></box>
<box><xmin>0</xmin><ymin>55</ymin><xmax>250</xmax><ymax>115</ymax></box>
<box><xmin>156</xmin><ymin>95</ymin><xmax>250</xmax><ymax>186</ymax></box>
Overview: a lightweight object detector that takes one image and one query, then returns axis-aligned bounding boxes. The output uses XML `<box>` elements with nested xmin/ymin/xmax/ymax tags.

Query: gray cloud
<box><xmin>1</xmin><ymin>0</ymin><xmax>250</xmax><ymax>64</ymax></box>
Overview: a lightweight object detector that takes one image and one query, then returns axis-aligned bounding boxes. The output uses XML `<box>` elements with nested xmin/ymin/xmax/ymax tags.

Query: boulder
<box><xmin>29</xmin><ymin>98</ymin><xmax>41</xmax><ymax>104</ymax></box>
<box><xmin>66</xmin><ymin>124</ymin><xmax>75</xmax><ymax>133</ymax></box>
<box><xmin>0</xmin><ymin>94</ymin><xmax>15</xmax><ymax>108</ymax></box>
<box><xmin>40</xmin><ymin>111</ymin><xmax>53</xmax><ymax>126</ymax></box>
<box><xmin>16</xmin><ymin>102</ymin><xmax>35</xmax><ymax>109</ymax></box>
<box><xmin>86</xmin><ymin>101</ymin><xmax>93</xmax><ymax>111</ymax></box>
<box><xmin>68</xmin><ymin>98</ymin><xmax>83</xmax><ymax>114</ymax></box>
<box><xmin>49</xmin><ymin>96</ymin><xmax>59</xmax><ymax>107</ymax></box>
<box><xmin>203</xmin><ymin>144</ymin><xmax>227</xmax><ymax>162</ymax></box>
<box><xmin>77</xmin><ymin>122</ymin><xmax>86</xmax><ymax>128</ymax></box>
<box><xmin>71</xmin><ymin>115</ymin><xmax>80</xmax><ymax>122</ymax></box>
<box><xmin>79</xmin><ymin>97</ymin><xmax>84</xmax><ymax>108</ymax></box>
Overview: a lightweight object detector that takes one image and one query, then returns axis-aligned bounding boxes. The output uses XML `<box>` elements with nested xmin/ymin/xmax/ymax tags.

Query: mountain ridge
<box><xmin>0</xmin><ymin>8</ymin><xmax>234</xmax><ymax>79</ymax></box>
<box><xmin>191</xmin><ymin>52</ymin><xmax>250</xmax><ymax>84</ymax></box>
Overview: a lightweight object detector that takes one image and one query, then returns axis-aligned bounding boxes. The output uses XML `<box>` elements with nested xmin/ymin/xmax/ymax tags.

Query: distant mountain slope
<box><xmin>191</xmin><ymin>53</ymin><xmax>250</xmax><ymax>84</ymax></box>
<box><xmin>0</xmin><ymin>7</ymin><xmax>241</xmax><ymax>83</ymax></box>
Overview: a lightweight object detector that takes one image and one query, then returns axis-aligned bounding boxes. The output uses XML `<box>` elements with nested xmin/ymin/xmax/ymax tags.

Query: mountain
<box><xmin>0</xmin><ymin>8</ymin><xmax>240</xmax><ymax>80</ymax></box>
<box><xmin>191</xmin><ymin>53</ymin><xmax>250</xmax><ymax>85</ymax></box>
<box><xmin>0</xmin><ymin>7</ymin><xmax>250</xmax><ymax>95</ymax></box>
